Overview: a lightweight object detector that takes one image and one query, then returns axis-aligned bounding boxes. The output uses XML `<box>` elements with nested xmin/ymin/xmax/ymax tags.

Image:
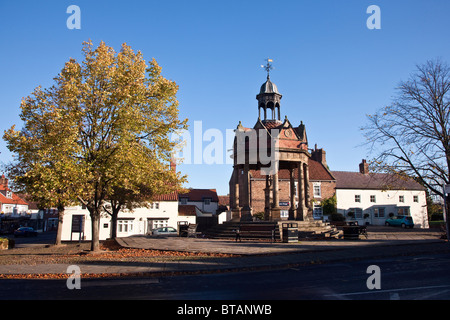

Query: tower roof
<box><xmin>259</xmin><ymin>77</ymin><xmax>279</xmax><ymax>94</ymax></box>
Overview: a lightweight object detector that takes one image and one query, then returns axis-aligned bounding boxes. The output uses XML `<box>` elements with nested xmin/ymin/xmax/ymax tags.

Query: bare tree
<box><xmin>363</xmin><ymin>59</ymin><xmax>450</xmax><ymax>199</ymax></box>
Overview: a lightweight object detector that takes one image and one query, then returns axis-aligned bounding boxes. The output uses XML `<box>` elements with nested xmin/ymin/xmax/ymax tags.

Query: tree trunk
<box><xmin>55</xmin><ymin>206</ymin><xmax>64</xmax><ymax>245</ymax></box>
<box><xmin>90</xmin><ymin>211</ymin><xmax>101</xmax><ymax>252</ymax></box>
<box><xmin>110</xmin><ymin>207</ymin><xmax>120</xmax><ymax>239</ymax></box>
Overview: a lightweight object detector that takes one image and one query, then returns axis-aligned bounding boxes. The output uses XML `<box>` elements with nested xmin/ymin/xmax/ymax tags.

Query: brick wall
<box><xmin>249</xmin><ymin>178</ymin><xmax>336</xmax><ymax>215</ymax></box>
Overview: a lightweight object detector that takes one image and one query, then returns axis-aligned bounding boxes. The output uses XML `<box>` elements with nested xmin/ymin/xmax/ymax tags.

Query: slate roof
<box><xmin>178</xmin><ymin>189</ymin><xmax>219</xmax><ymax>202</ymax></box>
<box><xmin>331</xmin><ymin>171</ymin><xmax>426</xmax><ymax>191</ymax></box>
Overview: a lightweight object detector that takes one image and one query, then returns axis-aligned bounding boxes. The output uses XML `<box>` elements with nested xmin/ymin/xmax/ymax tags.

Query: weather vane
<box><xmin>261</xmin><ymin>58</ymin><xmax>274</xmax><ymax>79</ymax></box>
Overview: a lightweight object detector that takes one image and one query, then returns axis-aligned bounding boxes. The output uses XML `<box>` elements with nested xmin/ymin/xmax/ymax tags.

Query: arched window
<box><xmin>267</xmin><ymin>102</ymin><xmax>274</xmax><ymax>119</ymax></box>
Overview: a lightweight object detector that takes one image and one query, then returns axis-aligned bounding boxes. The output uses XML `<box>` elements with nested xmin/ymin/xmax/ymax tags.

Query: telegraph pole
<box><xmin>444</xmin><ymin>184</ymin><xmax>450</xmax><ymax>241</ymax></box>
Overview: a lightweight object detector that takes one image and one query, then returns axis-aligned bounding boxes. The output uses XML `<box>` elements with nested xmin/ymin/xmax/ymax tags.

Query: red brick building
<box><xmin>230</xmin><ymin>147</ymin><xmax>335</xmax><ymax>220</ymax></box>
<box><xmin>228</xmin><ymin>65</ymin><xmax>336</xmax><ymax>221</ymax></box>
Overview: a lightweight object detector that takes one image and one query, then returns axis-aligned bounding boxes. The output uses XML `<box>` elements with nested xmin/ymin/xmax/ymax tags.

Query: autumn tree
<box><xmin>3</xmin><ymin>85</ymin><xmax>81</xmax><ymax>245</ymax></box>
<box><xmin>104</xmin><ymin>169</ymin><xmax>179</xmax><ymax>239</ymax></box>
<box><xmin>4</xmin><ymin>40</ymin><xmax>187</xmax><ymax>251</ymax></box>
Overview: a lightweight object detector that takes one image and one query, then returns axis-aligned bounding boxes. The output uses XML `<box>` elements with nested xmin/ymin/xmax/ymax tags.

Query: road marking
<box><xmin>415</xmin><ymin>289</ymin><xmax>450</xmax><ymax>300</ymax></box>
<box><xmin>79</xmin><ymin>278</ymin><xmax>160</xmax><ymax>287</ymax></box>
<box><xmin>389</xmin><ymin>292</ymin><xmax>400</xmax><ymax>300</ymax></box>
<box><xmin>324</xmin><ymin>284</ymin><xmax>450</xmax><ymax>298</ymax></box>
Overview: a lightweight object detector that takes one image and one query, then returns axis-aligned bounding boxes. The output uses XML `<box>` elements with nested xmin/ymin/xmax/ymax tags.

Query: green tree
<box><xmin>321</xmin><ymin>195</ymin><xmax>337</xmax><ymax>215</ymax></box>
<box><xmin>4</xmin><ymin>40</ymin><xmax>187</xmax><ymax>251</ymax></box>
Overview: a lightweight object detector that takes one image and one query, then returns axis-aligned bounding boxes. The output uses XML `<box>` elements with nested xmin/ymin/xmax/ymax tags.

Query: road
<box><xmin>1</xmin><ymin>251</ymin><xmax>450</xmax><ymax>301</ymax></box>
<box><xmin>11</xmin><ymin>231</ymin><xmax>57</xmax><ymax>248</ymax></box>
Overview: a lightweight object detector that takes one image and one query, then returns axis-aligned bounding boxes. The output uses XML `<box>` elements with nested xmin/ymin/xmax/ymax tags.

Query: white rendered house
<box><xmin>60</xmin><ymin>193</ymin><xmax>182</xmax><ymax>241</ymax></box>
<box><xmin>332</xmin><ymin>160</ymin><xmax>429</xmax><ymax>228</ymax></box>
<box><xmin>178</xmin><ymin>189</ymin><xmax>219</xmax><ymax>214</ymax></box>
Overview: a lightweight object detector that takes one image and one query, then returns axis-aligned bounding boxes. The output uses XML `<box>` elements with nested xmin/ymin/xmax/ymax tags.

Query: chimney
<box><xmin>0</xmin><ymin>175</ymin><xmax>8</xmax><ymax>188</ymax></box>
<box><xmin>359</xmin><ymin>159</ymin><xmax>369</xmax><ymax>175</ymax></box>
<box><xmin>311</xmin><ymin>145</ymin><xmax>327</xmax><ymax>168</ymax></box>
<box><xmin>170</xmin><ymin>158</ymin><xmax>176</xmax><ymax>173</ymax></box>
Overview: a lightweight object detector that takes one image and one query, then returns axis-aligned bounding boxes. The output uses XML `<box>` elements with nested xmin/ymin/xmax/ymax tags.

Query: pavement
<box><xmin>1</xmin><ymin>227</ymin><xmax>449</xmax><ymax>278</ymax></box>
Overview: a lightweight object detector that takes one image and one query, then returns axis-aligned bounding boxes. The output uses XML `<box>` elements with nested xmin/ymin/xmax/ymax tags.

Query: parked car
<box><xmin>14</xmin><ymin>227</ymin><xmax>38</xmax><ymax>237</ymax></box>
<box><xmin>385</xmin><ymin>215</ymin><xmax>414</xmax><ymax>228</ymax></box>
<box><xmin>151</xmin><ymin>227</ymin><xmax>178</xmax><ymax>237</ymax></box>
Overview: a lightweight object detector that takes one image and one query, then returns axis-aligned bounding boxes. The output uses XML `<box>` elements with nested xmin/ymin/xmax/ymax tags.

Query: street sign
<box><xmin>71</xmin><ymin>215</ymin><xmax>85</xmax><ymax>242</ymax></box>
<box><xmin>444</xmin><ymin>184</ymin><xmax>450</xmax><ymax>194</ymax></box>
<box><xmin>71</xmin><ymin>215</ymin><xmax>85</xmax><ymax>233</ymax></box>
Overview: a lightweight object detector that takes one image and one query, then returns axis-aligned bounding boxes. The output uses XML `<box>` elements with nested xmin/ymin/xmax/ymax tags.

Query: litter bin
<box><xmin>343</xmin><ymin>225</ymin><xmax>360</xmax><ymax>240</ymax></box>
<box><xmin>282</xmin><ymin>223</ymin><xmax>298</xmax><ymax>243</ymax></box>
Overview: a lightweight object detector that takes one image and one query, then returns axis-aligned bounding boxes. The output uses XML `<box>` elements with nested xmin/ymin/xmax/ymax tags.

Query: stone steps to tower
<box><xmin>203</xmin><ymin>220</ymin><xmax>341</xmax><ymax>241</ymax></box>
<box><xmin>278</xmin><ymin>220</ymin><xmax>341</xmax><ymax>240</ymax></box>
<box><xmin>203</xmin><ymin>221</ymin><xmax>280</xmax><ymax>240</ymax></box>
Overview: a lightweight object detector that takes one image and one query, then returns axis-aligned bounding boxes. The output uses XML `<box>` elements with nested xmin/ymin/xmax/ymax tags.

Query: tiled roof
<box><xmin>0</xmin><ymin>188</ymin><xmax>28</xmax><ymax>206</ymax></box>
<box><xmin>250</xmin><ymin>159</ymin><xmax>335</xmax><ymax>181</ymax></box>
<box><xmin>309</xmin><ymin>159</ymin><xmax>335</xmax><ymax>181</ymax></box>
<box><xmin>178</xmin><ymin>205</ymin><xmax>198</xmax><ymax>216</ymax></box>
<box><xmin>218</xmin><ymin>195</ymin><xmax>230</xmax><ymax>206</ymax></box>
<box><xmin>261</xmin><ymin>120</ymin><xmax>282</xmax><ymax>129</ymax></box>
<box><xmin>16</xmin><ymin>193</ymin><xmax>39</xmax><ymax>210</ymax></box>
<box><xmin>331</xmin><ymin>171</ymin><xmax>426</xmax><ymax>191</ymax></box>
<box><xmin>153</xmin><ymin>192</ymin><xmax>178</xmax><ymax>201</ymax></box>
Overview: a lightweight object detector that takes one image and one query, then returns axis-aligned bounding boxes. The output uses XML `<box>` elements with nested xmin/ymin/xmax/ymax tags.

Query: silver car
<box><xmin>151</xmin><ymin>227</ymin><xmax>178</xmax><ymax>237</ymax></box>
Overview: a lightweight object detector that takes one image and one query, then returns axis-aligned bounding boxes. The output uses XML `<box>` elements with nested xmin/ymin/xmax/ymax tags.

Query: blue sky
<box><xmin>1</xmin><ymin>0</ymin><xmax>450</xmax><ymax>195</ymax></box>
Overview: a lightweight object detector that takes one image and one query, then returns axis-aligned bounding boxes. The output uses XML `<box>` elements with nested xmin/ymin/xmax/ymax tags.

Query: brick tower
<box><xmin>229</xmin><ymin>60</ymin><xmax>313</xmax><ymax>221</ymax></box>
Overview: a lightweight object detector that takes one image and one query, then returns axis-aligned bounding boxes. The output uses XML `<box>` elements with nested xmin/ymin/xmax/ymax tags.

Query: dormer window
<box><xmin>6</xmin><ymin>191</ymin><xmax>12</xmax><ymax>199</ymax></box>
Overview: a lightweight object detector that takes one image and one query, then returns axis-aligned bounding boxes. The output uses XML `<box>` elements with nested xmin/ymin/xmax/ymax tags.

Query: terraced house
<box><xmin>332</xmin><ymin>160</ymin><xmax>429</xmax><ymax>228</ymax></box>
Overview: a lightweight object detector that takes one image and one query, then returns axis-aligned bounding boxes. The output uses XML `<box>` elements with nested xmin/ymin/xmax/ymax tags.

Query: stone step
<box><xmin>203</xmin><ymin>221</ymin><xmax>281</xmax><ymax>240</ymax></box>
<box><xmin>204</xmin><ymin>220</ymin><xmax>341</xmax><ymax>240</ymax></box>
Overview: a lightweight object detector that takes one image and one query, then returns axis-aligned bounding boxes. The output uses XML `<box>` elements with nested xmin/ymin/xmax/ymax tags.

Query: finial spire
<box><xmin>261</xmin><ymin>58</ymin><xmax>273</xmax><ymax>79</ymax></box>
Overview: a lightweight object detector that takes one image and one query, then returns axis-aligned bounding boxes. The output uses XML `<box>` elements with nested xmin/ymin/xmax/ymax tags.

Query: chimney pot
<box><xmin>311</xmin><ymin>147</ymin><xmax>327</xmax><ymax>168</ymax></box>
<box><xmin>359</xmin><ymin>159</ymin><xmax>369</xmax><ymax>174</ymax></box>
<box><xmin>0</xmin><ymin>175</ymin><xmax>8</xmax><ymax>188</ymax></box>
